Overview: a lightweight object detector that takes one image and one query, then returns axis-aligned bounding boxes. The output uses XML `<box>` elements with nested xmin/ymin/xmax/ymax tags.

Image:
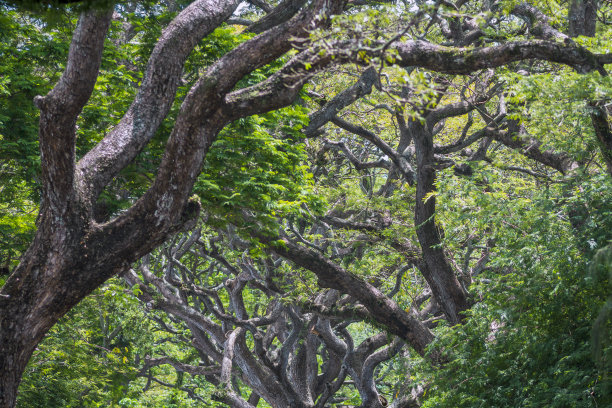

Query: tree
<box><xmin>1</xmin><ymin>0</ymin><xmax>612</xmax><ymax>407</ymax></box>
<box><xmin>122</xmin><ymin>229</ymin><xmax>419</xmax><ymax>407</ymax></box>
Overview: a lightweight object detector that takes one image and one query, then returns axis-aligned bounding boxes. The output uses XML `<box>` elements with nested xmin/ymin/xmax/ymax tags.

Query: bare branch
<box><xmin>331</xmin><ymin>116</ymin><xmax>416</xmax><ymax>184</ymax></box>
<box><xmin>140</xmin><ymin>356</ymin><xmax>220</xmax><ymax>377</ymax></box>
<box><xmin>512</xmin><ymin>2</ymin><xmax>569</xmax><ymax>41</ymax></box>
<box><xmin>393</xmin><ymin>39</ymin><xmax>609</xmax><ymax>75</ymax></box>
<box><xmin>248</xmin><ymin>0</ymin><xmax>273</xmax><ymax>13</ymax></box>
<box><xmin>248</xmin><ymin>0</ymin><xmax>308</xmax><ymax>33</ymax></box>
<box><xmin>304</xmin><ymin>66</ymin><xmax>378</xmax><ymax>137</ymax></box>
<box><xmin>324</xmin><ymin>139</ymin><xmax>391</xmax><ymax>171</ymax></box>
<box><xmin>489</xmin><ymin>123</ymin><xmax>579</xmax><ymax>174</ymax></box>
<box><xmin>221</xmin><ymin>328</ymin><xmax>243</xmax><ymax>384</ymax></box>
<box><xmin>264</xmin><ymin>236</ymin><xmax>434</xmax><ymax>355</ymax></box>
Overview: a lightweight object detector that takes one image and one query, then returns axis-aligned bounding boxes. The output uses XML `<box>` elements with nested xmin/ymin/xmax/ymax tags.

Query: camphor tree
<box><xmin>1</xmin><ymin>0</ymin><xmax>612</xmax><ymax>407</ymax></box>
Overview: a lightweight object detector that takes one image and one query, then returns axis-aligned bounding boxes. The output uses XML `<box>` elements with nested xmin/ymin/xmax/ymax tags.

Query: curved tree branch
<box><xmin>76</xmin><ymin>0</ymin><xmax>242</xmax><ymax>206</ymax></box>
<box><xmin>265</xmin><ymin>236</ymin><xmax>434</xmax><ymax>355</ymax></box>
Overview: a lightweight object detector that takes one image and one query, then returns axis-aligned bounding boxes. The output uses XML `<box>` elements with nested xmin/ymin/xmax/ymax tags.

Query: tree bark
<box><xmin>0</xmin><ymin>9</ymin><xmax>114</xmax><ymax>406</ymax></box>
<box><xmin>590</xmin><ymin>101</ymin><xmax>612</xmax><ymax>176</ymax></box>
<box><xmin>267</xmin><ymin>236</ymin><xmax>435</xmax><ymax>355</ymax></box>
<box><xmin>411</xmin><ymin>119</ymin><xmax>470</xmax><ymax>325</ymax></box>
<box><xmin>2</xmin><ymin>1</ymin><xmax>612</xmax><ymax>405</ymax></box>
<box><xmin>569</xmin><ymin>0</ymin><xmax>598</xmax><ymax>37</ymax></box>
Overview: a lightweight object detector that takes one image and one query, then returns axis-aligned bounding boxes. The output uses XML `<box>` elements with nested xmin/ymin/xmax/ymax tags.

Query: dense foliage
<box><xmin>1</xmin><ymin>0</ymin><xmax>611</xmax><ymax>407</ymax></box>
<box><xmin>422</xmin><ymin>172</ymin><xmax>612</xmax><ymax>407</ymax></box>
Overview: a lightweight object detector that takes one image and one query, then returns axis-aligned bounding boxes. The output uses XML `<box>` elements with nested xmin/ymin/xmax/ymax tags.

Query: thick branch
<box><xmin>490</xmin><ymin>123</ymin><xmax>578</xmax><ymax>174</ymax></box>
<box><xmin>77</xmin><ymin>0</ymin><xmax>241</xmax><ymax>205</ymax></box>
<box><xmin>248</xmin><ymin>0</ymin><xmax>273</xmax><ymax>12</ymax></box>
<box><xmin>95</xmin><ymin>1</ymin><xmax>347</xmax><ymax>261</ymax></box>
<box><xmin>512</xmin><ymin>2</ymin><xmax>569</xmax><ymax>41</ymax></box>
<box><xmin>248</xmin><ymin>0</ymin><xmax>308</xmax><ymax>33</ymax></box>
<box><xmin>411</xmin><ymin>118</ymin><xmax>470</xmax><ymax>324</ymax></box>
<box><xmin>221</xmin><ymin>328</ymin><xmax>243</xmax><ymax>384</ymax></box>
<box><xmin>36</xmin><ymin>9</ymin><xmax>112</xmax><ymax>215</ymax></box>
<box><xmin>361</xmin><ymin>338</ymin><xmax>403</xmax><ymax>408</ymax></box>
<box><xmin>393</xmin><ymin>39</ymin><xmax>608</xmax><ymax>75</ymax></box>
<box><xmin>322</xmin><ymin>214</ymin><xmax>390</xmax><ymax>233</ymax></box>
<box><xmin>303</xmin><ymin>66</ymin><xmax>378</xmax><ymax>136</ymax></box>
<box><xmin>267</xmin><ymin>237</ymin><xmax>434</xmax><ymax>355</ymax></box>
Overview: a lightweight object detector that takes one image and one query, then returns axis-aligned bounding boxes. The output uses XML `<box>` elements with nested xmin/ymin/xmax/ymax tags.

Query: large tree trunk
<box><xmin>0</xmin><ymin>203</ymin><xmax>200</xmax><ymax>407</ymax></box>
<box><xmin>0</xmin><ymin>218</ymin><xmax>103</xmax><ymax>406</ymax></box>
<box><xmin>590</xmin><ymin>101</ymin><xmax>612</xmax><ymax>176</ymax></box>
<box><xmin>0</xmin><ymin>9</ymin><xmax>113</xmax><ymax>405</ymax></box>
<box><xmin>411</xmin><ymin>118</ymin><xmax>470</xmax><ymax>325</ymax></box>
<box><xmin>569</xmin><ymin>0</ymin><xmax>598</xmax><ymax>37</ymax></box>
<box><xmin>0</xmin><ymin>244</ymin><xmax>57</xmax><ymax>406</ymax></box>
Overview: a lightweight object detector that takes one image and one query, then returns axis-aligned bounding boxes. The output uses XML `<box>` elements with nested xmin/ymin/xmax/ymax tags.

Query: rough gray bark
<box><xmin>303</xmin><ymin>66</ymin><xmax>379</xmax><ymax>137</ymax></box>
<box><xmin>0</xmin><ymin>9</ymin><xmax>114</xmax><ymax>407</ymax></box>
<box><xmin>392</xmin><ymin>39</ymin><xmax>611</xmax><ymax>75</ymax></box>
<box><xmin>590</xmin><ymin>101</ymin><xmax>612</xmax><ymax>176</ymax></box>
<box><xmin>513</xmin><ymin>2</ymin><xmax>570</xmax><ymax>41</ymax></box>
<box><xmin>569</xmin><ymin>0</ymin><xmax>598</xmax><ymax>37</ymax></box>
<box><xmin>410</xmin><ymin>115</ymin><xmax>471</xmax><ymax>325</ymax></box>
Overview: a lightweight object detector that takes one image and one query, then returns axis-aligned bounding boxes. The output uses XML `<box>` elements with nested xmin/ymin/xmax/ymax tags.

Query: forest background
<box><xmin>0</xmin><ymin>0</ymin><xmax>611</xmax><ymax>407</ymax></box>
